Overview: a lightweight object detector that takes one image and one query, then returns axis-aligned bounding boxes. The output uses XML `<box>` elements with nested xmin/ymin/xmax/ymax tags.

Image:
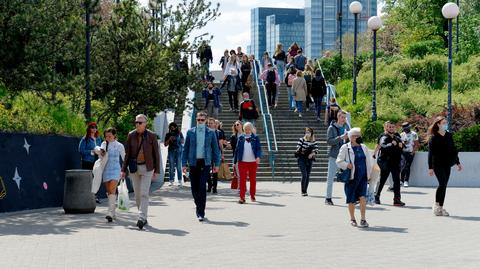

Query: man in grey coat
<box><xmin>325</xmin><ymin>110</ymin><xmax>350</xmax><ymax>205</ymax></box>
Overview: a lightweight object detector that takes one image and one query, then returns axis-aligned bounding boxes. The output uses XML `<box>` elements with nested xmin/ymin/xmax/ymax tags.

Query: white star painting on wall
<box><xmin>23</xmin><ymin>138</ymin><xmax>31</xmax><ymax>155</ymax></box>
<box><xmin>12</xmin><ymin>167</ymin><xmax>22</xmax><ymax>190</ymax></box>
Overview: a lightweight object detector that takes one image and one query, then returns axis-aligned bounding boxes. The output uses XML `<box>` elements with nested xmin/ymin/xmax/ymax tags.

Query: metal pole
<box><xmin>85</xmin><ymin>1</ymin><xmax>92</xmax><ymax>121</ymax></box>
<box><xmin>352</xmin><ymin>13</ymin><xmax>358</xmax><ymax>105</ymax></box>
<box><xmin>447</xmin><ymin>19</ymin><xmax>453</xmax><ymax>131</ymax></box>
<box><xmin>160</xmin><ymin>2</ymin><xmax>164</xmax><ymax>45</ymax></box>
<box><xmin>372</xmin><ymin>29</ymin><xmax>377</xmax><ymax>121</ymax></box>
<box><xmin>456</xmin><ymin>0</ymin><xmax>459</xmax><ymax>53</ymax></box>
<box><xmin>338</xmin><ymin>0</ymin><xmax>343</xmax><ymax>58</ymax></box>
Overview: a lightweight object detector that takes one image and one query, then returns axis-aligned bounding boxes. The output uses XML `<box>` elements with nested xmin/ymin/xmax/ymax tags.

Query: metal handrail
<box><xmin>252</xmin><ymin>60</ymin><xmax>278</xmax><ymax>178</ymax></box>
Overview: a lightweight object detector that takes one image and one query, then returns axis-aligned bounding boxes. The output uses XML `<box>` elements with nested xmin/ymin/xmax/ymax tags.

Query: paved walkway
<box><xmin>1</xmin><ymin>182</ymin><xmax>479</xmax><ymax>269</ymax></box>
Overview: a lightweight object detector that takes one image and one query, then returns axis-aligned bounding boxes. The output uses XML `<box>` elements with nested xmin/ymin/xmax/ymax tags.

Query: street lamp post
<box><xmin>349</xmin><ymin>1</ymin><xmax>362</xmax><ymax>105</ymax></box>
<box><xmin>368</xmin><ymin>16</ymin><xmax>382</xmax><ymax>122</ymax></box>
<box><xmin>456</xmin><ymin>0</ymin><xmax>459</xmax><ymax>53</ymax></box>
<box><xmin>337</xmin><ymin>0</ymin><xmax>343</xmax><ymax>58</ymax></box>
<box><xmin>442</xmin><ymin>2</ymin><xmax>460</xmax><ymax>131</ymax></box>
<box><xmin>84</xmin><ymin>1</ymin><xmax>92</xmax><ymax>121</ymax></box>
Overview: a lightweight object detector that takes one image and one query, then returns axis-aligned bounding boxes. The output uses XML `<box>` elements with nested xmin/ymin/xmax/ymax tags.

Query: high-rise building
<box><xmin>305</xmin><ymin>0</ymin><xmax>377</xmax><ymax>60</ymax></box>
<box><xmin>266</xmin><ymin>14</ymin><xmax>305</xmax><ymax>57</ymax></box>
<box><xmin>250</xmin><ymin>8</ymin><xmax>304</xmax><ymax>60</ymax></box>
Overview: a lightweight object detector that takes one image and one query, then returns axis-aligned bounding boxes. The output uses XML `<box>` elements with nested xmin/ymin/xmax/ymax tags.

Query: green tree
<box><xmin>0</xmin><ymin>0</ymin><xmax>84</xmax><ymax>101</ymax></box>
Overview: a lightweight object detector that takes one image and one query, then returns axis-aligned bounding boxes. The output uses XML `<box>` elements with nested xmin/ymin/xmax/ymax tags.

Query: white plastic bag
<box><xmin>117</xmin><ymin>179</ymin><xmax>130</xmax><ymax>211</ymax></box>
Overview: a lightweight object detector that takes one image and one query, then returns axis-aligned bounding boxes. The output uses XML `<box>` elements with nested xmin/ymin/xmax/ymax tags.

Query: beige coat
<box><xmin>292</xmin><ymin>77</ymin><xmax>307</xmax><ymax>101</ymax></box>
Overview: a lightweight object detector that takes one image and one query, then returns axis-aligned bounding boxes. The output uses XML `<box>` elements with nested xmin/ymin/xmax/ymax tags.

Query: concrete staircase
<box><xmin>270</xmin><ymin>84</ymin><xmax>329</xmax><ymax>181</ymax></box>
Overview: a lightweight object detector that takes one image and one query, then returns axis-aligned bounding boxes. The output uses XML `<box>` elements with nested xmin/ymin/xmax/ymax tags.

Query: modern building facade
<box><xmin>250</xmin><ymin>8</ymin><xmax>305</xmax><ymax>60</ymax></box>
<box><xmin>266</xmin><ymin>14</ymin><xmax>305</xmax><ymax>57</ymax></box>
<box><xmin>304</xmin><ymin>0</ymin><xmax>377</xmax><ymax>60</ymax></box>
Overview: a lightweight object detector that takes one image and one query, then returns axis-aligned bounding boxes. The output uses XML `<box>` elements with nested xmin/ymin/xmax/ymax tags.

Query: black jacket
<box><xmin>378</xmin><ymin>133</ymin><xmax>403</xmax><ymax>166</ymax></box>
<box><xmin>311</xmin><ymin>76</ymin><xmax>327</xmax><ymax>97</ymax></box>
<box><xmin>428</xmin><ymin>132</ymin><xmax>460</xmax><ymax>169</ymax></box>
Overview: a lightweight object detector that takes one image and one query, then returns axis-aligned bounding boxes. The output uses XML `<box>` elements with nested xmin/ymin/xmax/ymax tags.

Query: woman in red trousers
<box><xmin>234</xmin><ymin>122</ymin><xmax>262</xmax><ymax>204</ymax></box>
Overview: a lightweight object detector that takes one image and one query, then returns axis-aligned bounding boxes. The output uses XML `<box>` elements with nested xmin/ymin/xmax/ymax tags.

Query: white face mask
<box><xmin>441</xmin><ymin>124</ymin><xmax>448</xmax><ymax>131</ymax></box>
<box><xmin>305</xmin><ymin>132</ymin><xmax>311</xmax><ymax>137</ymax></box>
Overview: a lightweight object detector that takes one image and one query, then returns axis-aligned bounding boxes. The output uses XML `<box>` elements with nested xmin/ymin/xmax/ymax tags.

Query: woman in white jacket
<box><xmin>95</xmin><ymin>128</ymin><xmax>125</xmax><ymax>222</ymax></box>
<box><xmin>336</xmin><ymin>127</ymin><xmax>372</xmax><ymax>228</ymax></box>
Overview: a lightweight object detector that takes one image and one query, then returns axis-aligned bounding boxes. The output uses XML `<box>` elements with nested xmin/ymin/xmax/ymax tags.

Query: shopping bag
<box><xmin>117</xmin><ymin>179</ymin><xmax>130</xmax><ymax>211</ymax></box>
<box><xmin>218</xmin><ymin>161</ymin><xmax>232</xmax><ymax>180</ymax></box>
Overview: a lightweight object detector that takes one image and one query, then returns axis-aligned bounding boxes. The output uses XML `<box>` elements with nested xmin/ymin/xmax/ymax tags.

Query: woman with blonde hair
<box><xmin>336</xmin><ymin>128</ymin><xmax>372</xmax><ymax>228</ymax></box>
<box><xmin>273</xmin><ymin>43</ymin><xmax>286</xmax><ymax>83</ymax></box>
<box><xmin>295</xmin><ymin>127</ymin><xmax>318</xmax><ymax>196</ymax></box>
<box><xmin>292</xmin><ymin>70</ymin><xmax>307</xmax><ymax>117</ymax></box>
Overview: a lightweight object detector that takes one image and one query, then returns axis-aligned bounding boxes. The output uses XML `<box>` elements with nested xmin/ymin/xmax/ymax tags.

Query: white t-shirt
<box><xmin>401</xmin><ymin>131</ymin><xmax>418</xmax><ymax>153</ymax></box>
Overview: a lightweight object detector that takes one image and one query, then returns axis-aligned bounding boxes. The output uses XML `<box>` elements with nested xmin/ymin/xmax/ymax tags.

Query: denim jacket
<box><xmin>182</xmin><ymin>126</ymin><xmax>221</xmax><ymax>168</ymax></box>
<box><xmin>78</xmin><ymin>136</ymin><xmax>102</xmax><ymax>163</ymax></box>
<box><xmin>234</xmin><ymin>134</ymin><xmax>262</xmax><ymax>163</ymax></box>
<box><xmin>202</xmin><ymin>88</ymin><xmax>221</xmax><ymax>108</ymax></box>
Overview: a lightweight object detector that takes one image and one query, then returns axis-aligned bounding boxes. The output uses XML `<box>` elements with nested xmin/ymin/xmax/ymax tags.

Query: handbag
<box><xmin>230</xmin><ymin>164</ymin><xmax>239</xmax><ymax>189</ymax></box>
<box><xmin>335</xmin><ymin>148</ymin><xmax>352</xmax><ymax>183</ymax></box>
<box><xmin>128</xmin><ymin>132</ymin><xmax>146</xmax><ymax>173</ymax></box>
<box><xmin>218</xmin><ymin>161</ymin><xmax>232</xmax><ymax>180</ymax></box>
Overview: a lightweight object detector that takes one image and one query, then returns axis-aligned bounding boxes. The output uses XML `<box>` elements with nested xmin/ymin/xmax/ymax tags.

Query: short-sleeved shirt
<box><xmin>401</xmin><ymin>131</ymin><xmax>419</xmax><ymax>153</ymax></box>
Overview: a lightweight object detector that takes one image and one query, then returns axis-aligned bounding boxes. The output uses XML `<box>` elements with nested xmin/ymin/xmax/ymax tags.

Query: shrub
<box><xmin>403</xmin><ymin>40</ymin><xmax>445</xmax><ymax>59</ymax></box>
<box><xmin>361</xmin><ymin>119</ymin><xmax>384</xmax><ymax>143</ymax></box>
<box><xmin>453</xmin><ymin>55</ymin><xmax>480</xmax><ymax>93</ymax></box>
<box><xmin>453</xmin><ymin>124</ymin><xmax>480</xmax><ymax>152</ymax></box>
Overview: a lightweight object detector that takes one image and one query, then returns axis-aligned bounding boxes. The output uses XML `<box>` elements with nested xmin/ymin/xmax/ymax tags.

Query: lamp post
<box><xmin>442</xmin><ymin>2</ymin><xmax>460</xmax><ymax>131</ymax></box>
<box><xmin>368</xmin><ymin>16</ymin><xmax>382</xmax><ymax>122</ymax></box>
<box><xmin>349</xmin><ymin>1</ymin><xmax>362</xmax><ymax>105</ymax></box>
<box><xmin>337</xmin><ymin>0</ymin><xmax>343</xmax><ymax>58</ymax></box>
<box><xmin>84</xmin><ymin>0</ymin><xmax>92</xmax><ymax>121</ymax></box>
<box><xmin>456</xmin><ymin>0</ymin><xmax>459</xmax><ymax>53</ymax></box>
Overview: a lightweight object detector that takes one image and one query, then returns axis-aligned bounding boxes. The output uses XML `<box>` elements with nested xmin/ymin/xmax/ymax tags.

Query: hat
<box><xmin>402</xmin><ymin>122</ymin><xmax>411</xmax><ymax>128</ymax></box>
<box><xmin>348</xmin><ymin>127</ymin><xmax>361</xmax><ymax>139</ymax></box>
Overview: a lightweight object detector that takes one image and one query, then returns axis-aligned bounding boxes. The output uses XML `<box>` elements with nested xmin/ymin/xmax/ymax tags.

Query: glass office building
<box><xmin>266</xmin><ymin>15</ymin><xmax>305</xmax><ymax>57</ymax></box>
<box><xmin>251</xmin><ymin>8</ymin><xmax>305</xmax><ymax>60</ymax></box>
<box><xmin>305</xmin><ymin>0</ymin><xmax>377</xmax><ymax>60</ymax></box>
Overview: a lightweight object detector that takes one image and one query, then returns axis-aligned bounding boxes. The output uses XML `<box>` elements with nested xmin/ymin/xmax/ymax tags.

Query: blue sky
<box><xmin>140</xmin><ymin>0</ymin><xmax>383</xmax><ymax>69</ymax></box>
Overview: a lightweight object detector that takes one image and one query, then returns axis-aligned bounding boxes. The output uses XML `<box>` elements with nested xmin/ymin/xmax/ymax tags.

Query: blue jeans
<box><xmin>276</xmin><ymin>60</ymin><xmax>285</xmax><ymax>82</ymax></box>
<box><xmin>298</xmin><ymin>157</ymin><xmax>313</xmax><ymax>193</ymax></box>
<box><xmin>313</xmin><ymin>96</ymin><xmax>324</xmax><ymax>118</ymax></box>
<box><xmin>168</xmin><ymin>150</ymin><xmax>182</xmax><ymax>182</ymax></box>
<box><xmin>287</xmin><ymin>87</ymin><xmax>296</xmax><ymax>110</ymax></box>
<box><xmin>326</xmin><ymin>157</ymin><xmax>338</xmax><ymax>199</ymax></box>
<box><xmin>296</xmin><ymin>101</ymin><xmax>304</xmax><ymax>113</ymax></box>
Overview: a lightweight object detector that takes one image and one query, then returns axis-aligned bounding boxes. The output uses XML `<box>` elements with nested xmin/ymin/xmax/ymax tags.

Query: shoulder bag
<box><xmin>335</xmin><ymin>148</ymin><xmax>352</xmax><ymax>183</ymax></box>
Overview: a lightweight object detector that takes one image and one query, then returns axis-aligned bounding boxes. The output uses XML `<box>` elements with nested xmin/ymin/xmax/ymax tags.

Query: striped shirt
<box><xmin>296</xmin><ymin>137</ymin><xmax>318</xmax><ymax>156</ymax></box>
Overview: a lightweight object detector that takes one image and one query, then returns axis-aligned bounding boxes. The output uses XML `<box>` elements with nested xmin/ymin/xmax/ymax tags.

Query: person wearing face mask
<box><xmin>239</xmin><ymin>92</ymin><xmax>259</xmax><ymax>126</ymax></box>
<box><xmin>202</xmin><ymin>82</ymin><xmax>221</xmax><ymax>118</ymax></box>
<box><xmin>295</xmin><ymin>127</ymin><xmax>318</xmax><ymax>196</ymax></box>
<box><xmin>336</xmin><ymin>128</ymin><xmax>372</xmax><ymax>228</ymax></box>
<box><xmin>234</xmin><ymin>122</ymin><xmax>262</xmax><ymax>204</ymax></box>
<box><xmin>164</xmin><ymin>122</ymin><xmax>184</xmax><ymax>186</ymax></box>
<box><xmin>182</xmin><ymin>111</ymin><xmax>221</xmax><ymax>221</ymax></box>
<box><xmin>428</xmin><ymin>116</ymin><xmax>462</xmax><ymax>216</ymax></box>
<box><xmin>260</xmin><ymin>63</ymin><xmax>280</xmax><ymax>108</ymax></box>
<box><xmin>400</xmin><ymin>122</ymin><xmax>419</xmax><ymax>188</ymax></box>
<box><xmin>375</xmin><ymin>121</ymin><xmax>406</xmax><ymax>206</ymax></box>
<box><xmin>325</xmin><ymin>110</ymin><xmax>350</xmax><ymax>205</ymax></box>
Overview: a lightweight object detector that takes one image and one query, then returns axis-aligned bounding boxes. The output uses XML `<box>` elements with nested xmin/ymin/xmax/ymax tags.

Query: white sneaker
<box><xmin>298</xmin><ymin>113</ymin><xmax>302</xmax><ymax>118</ymax></box>
<box><xmin>403</xmin><ymin>181</ymin><xmax>409</xmax><ymax>188</ymax></box>
<box><xmin>168</xmin><ymin>182</ymin><xmax>173</xmax><ymax>186</ymax></box>
<box><xmin>441</xmin><ymin>208</ymin><xmax>450</xmax><ymax>216</ymax></box>
<box><xmin>178</xmin><ymin>181</ymin><xmax>183</xmax><ymax>187</ymax></box>
<box><xmin>433</xmin><ymin>204</ymin><xmax>443</xmax><ymax>216</ymax></box>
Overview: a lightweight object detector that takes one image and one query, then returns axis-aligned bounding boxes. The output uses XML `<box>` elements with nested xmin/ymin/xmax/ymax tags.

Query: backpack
<box><xmin>266</xmin><ymin>70</ymin><xmax>276</xmax><ymax>83</ymax></box>
<box><xmin>295</xmin><ymin>55</ymin><xmax>306</xmax><ymax>70</ymax></box>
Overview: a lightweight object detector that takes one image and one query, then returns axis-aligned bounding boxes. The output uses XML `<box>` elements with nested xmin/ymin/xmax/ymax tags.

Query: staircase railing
<box><xmin>252</xmin><ymin>60</ymin><xmax>278</xmax><ymax>179</ymax></box>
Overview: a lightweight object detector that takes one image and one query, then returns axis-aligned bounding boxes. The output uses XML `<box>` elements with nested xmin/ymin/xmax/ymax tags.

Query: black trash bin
<box><xmin>63</xmin><ymin>169</ymin><xmax>96</xmax><ymax>214</ymax></box>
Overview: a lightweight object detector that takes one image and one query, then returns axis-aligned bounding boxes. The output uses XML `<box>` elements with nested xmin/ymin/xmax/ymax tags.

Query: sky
<box><xmin>140</xmin><ymin>0</ymin><xmax>384</xmax><ymax>70</ymax></box>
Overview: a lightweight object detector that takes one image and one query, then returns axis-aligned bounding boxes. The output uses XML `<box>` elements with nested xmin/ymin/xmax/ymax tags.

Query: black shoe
<box><xmin>393</xmin><ymin>199</ymin><xmax>406</xmax><ymax>207</ymax></box>
<box><xmin>207</xmin><ymin>189</ymin><xmax>211</xmax><ymax>193</ymax></box>
<box><xmin>387</xmin><ymin>187</ymin><xmax>394</xmax><ymax>192</ymax></box>
<box><xmin>137</xmin><ymin>219</ymin><xmax>145</xmax><ymax>230</ymax></box>
<box><xmin>95</xmin><ymin>197</ymin><xmax>101</xmax><ymax>204</ymax></box>
<box><xmin>325</xmin><ymin>198</ymin><xmax>334</xmax><ymax>205</ymax></box>
<box><xmin>302</xmin><ymin>192</ymin><xmax>308</xmax><ymax>196</ymax></box>
<box><xmin>212</xmin><ymin>188</ymin><xmax>217</xmax><ymax>194</ymax></box>
<box><xmin>374</xmin><ymin>196</ymin><xmax>381</xmax><ymax>205</ymax></box>
<box><xmin>105</xmin><ymin>216</ymin><xmax>113</xmax><ymax>223</ymax></box>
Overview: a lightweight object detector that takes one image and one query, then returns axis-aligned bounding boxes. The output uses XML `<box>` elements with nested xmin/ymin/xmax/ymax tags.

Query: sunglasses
<box><xmin>90</xmin><ymin>126</ymin><xmax>97</xmax><ymax>129</ymax></box>
<box><xmin>197</xmin><ymin>118</ymin><xmax>206</xmax><ymax>122</ymax></box>
<box><xmin>135</xmin><ymin>121</ymin><xmax>145</xmax><ymax>125</ymax></box>
<box><xmin>235</xmin><ymin>124</ymin><xmax>241</xmax><ymax>126</ymax></box>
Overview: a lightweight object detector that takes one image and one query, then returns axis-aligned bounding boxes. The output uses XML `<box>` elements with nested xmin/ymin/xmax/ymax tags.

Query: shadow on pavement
<box><xmin>204</xmin><ymin>219</ymin><xmax>249</xmax><ymax>227</ymax></box>
<box><xmin>360</xmin><ymin>226</ymin><xmax>408</xmax><ymax>233</ymax></box>
<box><xmin>402</xmin><ymin>191</ymin><xmax>428</xmax><ymax>195</ymax></box>
<box><xmin>307</xmin><ymin>195</ymin><xmax>342</xmax><ymax>199</ymax></box>
<box><xmin>450</xmin><ymin>216</ymin><xmax>480</xmax><ymax>222</ymax></box>
<box><xmin>0</xmin><ymin>209</ymin><xmax>137</xmax><ymax>236</ymax></box>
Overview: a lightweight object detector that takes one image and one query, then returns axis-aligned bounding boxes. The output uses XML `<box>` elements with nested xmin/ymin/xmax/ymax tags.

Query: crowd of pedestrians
<box><xmin>78</xmin><ymin>43</ymin><xmax>463</xmax><ymax>230</ymax></box>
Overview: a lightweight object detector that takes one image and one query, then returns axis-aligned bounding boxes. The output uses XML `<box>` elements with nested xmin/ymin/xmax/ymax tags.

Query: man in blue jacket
<box><xmin>182</xmin><ymin>111</ymin><xmax>221</xmax><ymax>221</ymax></box>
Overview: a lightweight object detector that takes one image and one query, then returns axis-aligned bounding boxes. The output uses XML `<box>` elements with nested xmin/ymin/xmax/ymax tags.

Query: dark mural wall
<box><xmin>0</xmin><ymin>133</ymin><xmax>81</xmax><ymax>213</ymax></box>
